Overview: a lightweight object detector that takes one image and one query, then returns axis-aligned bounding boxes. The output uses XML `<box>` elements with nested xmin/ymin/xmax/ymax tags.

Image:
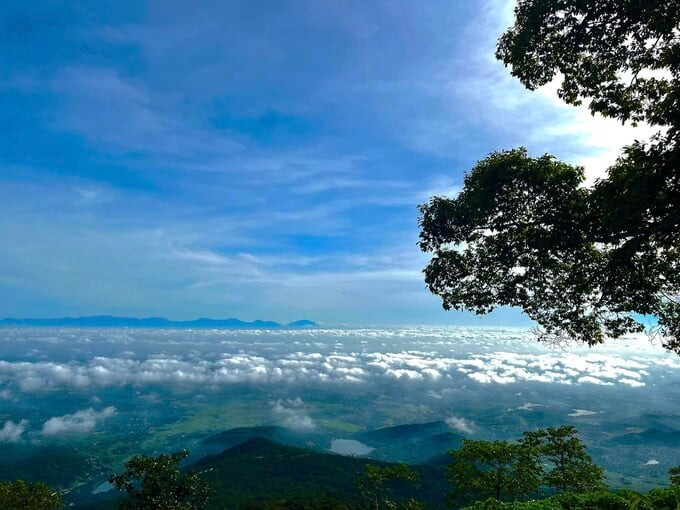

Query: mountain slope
<box><xmin>356</xmin><ymin>421</ymin><xmax>464</xmax><ymax>464</ymax></box>
<box><xmin>611</xmin><ymin>428</ymin><xmax>680</xmax><ymax>447</ymax></box>
<box><xmin>193</xmin><ymin>437</ymin><xmax>447</xmax><ymax>509</ymax></box>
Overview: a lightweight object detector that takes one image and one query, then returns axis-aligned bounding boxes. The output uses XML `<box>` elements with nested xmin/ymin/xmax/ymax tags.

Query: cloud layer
<box><xmin>0</xmin><ymin>327</ymin><xmax>676</xmax><ymax>396</ymax></box>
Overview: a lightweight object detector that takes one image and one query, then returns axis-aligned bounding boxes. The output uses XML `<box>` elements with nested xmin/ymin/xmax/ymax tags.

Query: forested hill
<box><xmin>194</xmin><ymin>438</ymin><xmax>448</xmax><ymax>510</ymax></box>
<box><xmin>81</xmin><ymin>437</ymin><xmax>448</xmax><ymax>510</ymax></box>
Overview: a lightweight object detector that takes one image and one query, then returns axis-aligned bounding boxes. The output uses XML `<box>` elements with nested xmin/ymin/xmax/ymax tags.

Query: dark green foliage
<box><xmin>0</xmin><ymin>444</ymin><xmax>91</xmax><ymax>489</ymax></box>
<box><xmin>241</xmin><ymin>497</ymin><xmax>351</xmax><ymax>510</ymax></box>
<box><xmin>647</xmin><ymin>486</ymin><xmax>680</xmax><ymax>510</ymax></box>
<box><xmin>191</xmin><ymin>438</ymin><xmax>446</xmax><ymax>510</ymax></box>
<box><xmin>462</xmin><ymin>487</ymin><xmax>680</xmax><ymax>510</ymax></box>
<box><xmin>109</xmin><ymin>450</ymin><xmax>211</xmax><ymax>510</ymax></box>
<box><xmin>521</xmin><ymin>427</ymin><xmax>604</xmax><ymax>493</ymax></box>
<box><xmin>0</xmin><ymin>480</ymin><xmax>62</xmax><ymax>510</ymax></box>
<box><xmin>419</xmin><ymin>0</ymin><xmax>680</xmax><ymax>353</ymax></box>
<box><xmin>448</xmin><ymin>427</ymin><xmax>603</xmax><ymax>506</ymax></box>
<box><xmin>357</xmin><ymin>464</ymin><xmax>420</xmax><ymax>510</ymax></box>
<box><xmin>669</xmin><ymin>466</ymin><xmax>680</xmax><ymax>486</ymax></box>
<box><xmin>447</xmin><ymin>439</ymin><xmax>542</xmax><ymax>506</ymax></box>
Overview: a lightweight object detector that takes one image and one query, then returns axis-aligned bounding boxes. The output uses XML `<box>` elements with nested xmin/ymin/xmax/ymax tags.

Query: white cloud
<box><xmin>511</xmin><ymin>403</ymin><xmax>543</xmax><ymax>412</ymax></box>
<box><xmin>0</xmin><ymin>420</ymin><xmax>28</xmax><ymax>442</ymax></box>
<box><xmin>568</xmin><ymin>409</ymin><xmax>599</xmax><ymax>417</ymax></box>
<box><xmin>0</xmin><ymin>328</ymin><xmax>676</xmax><ymax>394</ymax></box>
<box><xmin>445</xmin><ymin>415</ymin><xmax>474</xmax><ymax>434</ymax></box>
<box><xmin>41</xmin><ymin>406</ymin><xmax>116</xmax><ymax>436</ymax></box>
<box><xmin>271</xmin><ymin>398</ymin><xmax>316</xmax><ymax>431</ymax></box>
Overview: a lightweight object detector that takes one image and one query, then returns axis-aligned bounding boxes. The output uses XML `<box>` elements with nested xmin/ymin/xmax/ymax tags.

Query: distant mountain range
<box><xmin>0</xmin><ymin>315</ymin><xmax>317</xmax><ymax>329</ymax></box>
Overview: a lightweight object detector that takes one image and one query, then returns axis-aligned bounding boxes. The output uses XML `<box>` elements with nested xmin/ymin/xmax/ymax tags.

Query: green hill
<box><xmin>0</xmin><ymin>444</ymin><xmax>92</xmax><ymax>489</ymax></box>
<box><xmin>192</xmin><ymin>437</ymin><xmax>447</xmax><ymax>509</ymax></box>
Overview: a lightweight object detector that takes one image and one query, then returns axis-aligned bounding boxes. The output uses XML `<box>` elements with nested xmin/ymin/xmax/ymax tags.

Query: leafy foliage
<box><xmin>0</xmin><ymin>480</ymin><xmax>62</xmax><ymax>510</ymax></box>
<box><xmin>419</xmin><ymin>0</ymin><xmax>680</xmax><ymax>353</ymax></box>
<box><xmin>669</xmin><ymin>466</ymin><xmax>680</xmax><ymax>487</ymax></box>
<box><xmin>448</xmin><ymin>427</ymin><xmax>603</xmax><ymax>506</ymax></box>
<box><xmin>496</xmin><ymin>0</ymin><xmax>680</xmax><ymax>132</ymax></box>
<box><xmin>521</xmin><ymin>426</ymin><xmax>604</xmax><ymax>493</ymax></box>
<box><xmin>109</xmin><ymin>450</ymin><xmax>212</xmax><ymax>510</ymax></box>
<box><xmin>241</xmin><ymin>497</ymin><xmax>351</xmax><ymax>510</ymax></box>
<box><xmin>462</xmin><ymin>487</ymin><xmax>680</xmax><ymax>510</ymax></box>
<box><xmin>447</xmin><ymin>439</ymin><xmax>542</xmax><ymax>506</ymax></box>
<box><xmin>357</xmin><ymin>464</ymin><xmax>420</xmax><ymax>510</ymax></box>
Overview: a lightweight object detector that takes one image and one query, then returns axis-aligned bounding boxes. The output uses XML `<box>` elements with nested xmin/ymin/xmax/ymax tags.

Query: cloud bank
<box><xmin>0</xmin><ymin>328</ymin><xmax>676</xmax><ymax>396</ymax></box>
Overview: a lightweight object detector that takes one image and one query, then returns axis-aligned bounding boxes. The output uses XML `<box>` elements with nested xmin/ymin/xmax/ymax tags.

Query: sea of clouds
<box><xmin>0</xmin><ymin>327</ymin><xmax>677</xmax><ymax>396</ymax></box>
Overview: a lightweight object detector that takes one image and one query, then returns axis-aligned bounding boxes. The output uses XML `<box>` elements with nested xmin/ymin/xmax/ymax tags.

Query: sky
<box><xmin>0</xmin><ymin>0</ymin><xmax>654</xmax><ymax>325</ymax></box>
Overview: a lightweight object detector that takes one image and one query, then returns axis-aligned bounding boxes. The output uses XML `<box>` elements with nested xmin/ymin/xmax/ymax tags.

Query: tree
<box><xmin>446</xmin><ymin>439</ymin><xmax>541</xmax><ymax>506</ymax></box>
<box><xmin>0</xmin><ymin>480</ymin><xmax>62</xmax><ymax>510</ymax></box>
<box><xmin>419</xmin><ymin>0</ymin><xmax>680</xmax><ymax>353</ymax></box>
<box><xmin>670</xmin><ymin>466</ymin><xmax>680</xmax><ymax>486</ymax></box>
<box><xmin>357</xmin><ymin>464</ymin><xmax>420</xmax><ymax>510</ymax></box>
<box><xmin>521</xmin><ymin>426</ymin><xmax>604</xmax><ymax>493</ymax></box>
<box><xmin>109</xmin><ymin>450</ymin><xmax>212</xmax><ymax>510</ymax></box>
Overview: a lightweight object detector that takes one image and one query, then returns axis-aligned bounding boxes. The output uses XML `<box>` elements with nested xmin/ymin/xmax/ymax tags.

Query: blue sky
<box><xmin>0</xmin><ymin>1</ymin><xmax>650</xmax><ymax>325</ymax></box>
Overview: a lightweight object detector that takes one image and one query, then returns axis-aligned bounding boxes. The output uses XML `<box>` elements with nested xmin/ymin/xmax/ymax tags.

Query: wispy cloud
<box><xmin>0</xmin><ymin>0</ymin><xmax>655</xmax><ymax>322</ymax></box>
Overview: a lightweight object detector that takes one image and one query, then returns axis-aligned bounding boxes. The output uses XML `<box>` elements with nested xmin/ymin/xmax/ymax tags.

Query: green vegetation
<box><xmin>0</xmin><ymin>480</ymin><xmax>63</xmax><ymax>510</ymax></box>
<box><xmin>669</xmin><ymin>466</ymin><xmax>680</xmax><ymax>487</ymax></box>
<box><xmin>109</xmin><ymin>449</ymin><xmax>212</xmax><ymax>510</ymax></box>
<box><xmin>447</xmin><ymin>427</ymin><xmax>603</xmax><ymax>506</ymax></box>
<box><xmin>447</xmin><ymin>439</ymin><xmax>541</xmax><ymax>505</ymax></box>
<box><xmin>3</xmin><ymin>431</ymin><xmax>680</xmax><ymax>510</ymax></box>
<box><xmin>0</xmin><ymin>444</ymin><xmax>91</xmax><ymax>489</ymax></box>
<box><xmin>191</xmin><ymin>437</ymin><xmax>446</xmax><ymax>510</ymax></box>
<box><xmin>461</xmin><ymin>486</ymin><xmax>680</xmax><ymax>510</ymax></box>
<box><xmin>419</xmin><ymin>0</ymin><xmax>680</xmax><ymax>353</ymax></box>
<box><xmin>357</xmin><ymin>463</ymin><xmax>420</xmax><ymax>510</ymax></box>
<box><xmin>521</xmin><ymin>427</ymin><xmax>604</xmax><ymax>493</ymax></box>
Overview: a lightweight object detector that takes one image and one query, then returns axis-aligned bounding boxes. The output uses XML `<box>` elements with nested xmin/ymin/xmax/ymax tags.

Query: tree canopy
<box><xmin>670</xmin><ymin>466</ymin><xmax>680</xmax><ymax>487</ymax></box>
<box><xmin>447</xmin><ymin>439</ymin><xmax>542</xmax><ymax>506</ymax></box>
<box><xmin>521</xmin><ymin>426</ymin><xmax>604</xmax><ymax>493</ymax></box>
<box><xmin>419</xmin><ymin>0</ymin><xmax>680</xmax><ymax>353</ymax></box>
<box><xmin>357</xmin><ymin>463</ymin><xmax>421</xmax><ymax>510</ymax></box>
<box><xmin>0</xmin><ymin>480</ymin><xmax>62</xmax><ymax>510</ymax></box>
<box><xmin>448</xmin><ymin>427</ymin><xmax>603</xmax><ymax>507</ymax></box>
<box><xmin>109</xmin><ymin>450</ymin><xmax>212</xmax><ymax>510</ymax></box>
